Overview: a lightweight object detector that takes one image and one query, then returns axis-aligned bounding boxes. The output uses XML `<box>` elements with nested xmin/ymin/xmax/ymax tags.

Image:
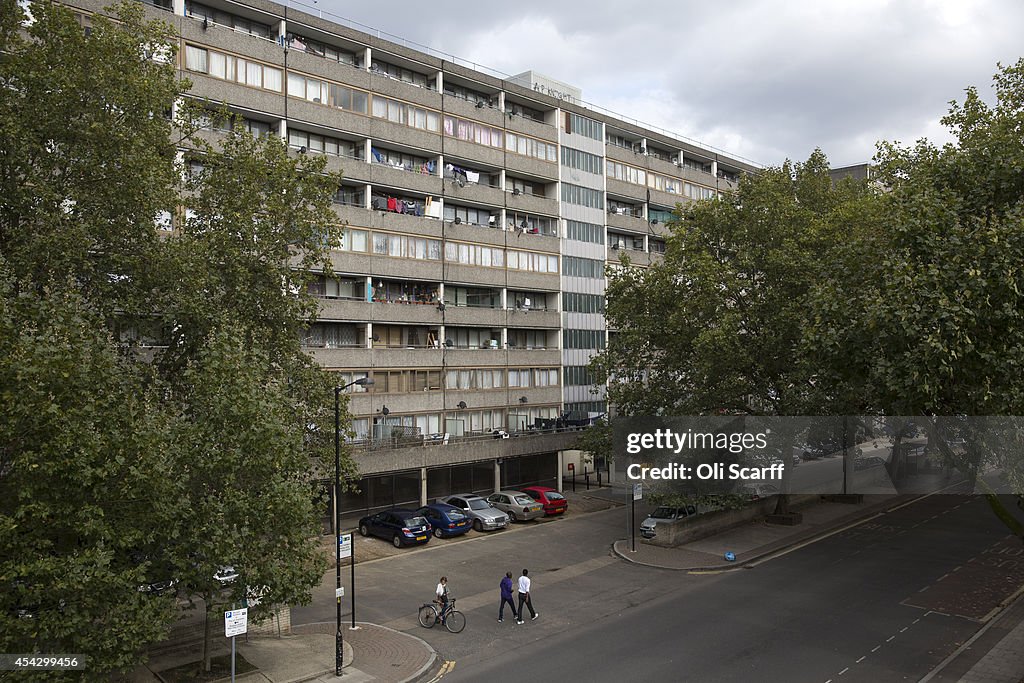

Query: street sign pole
<box><xmin>350</xmin><ymin>536</ymin><xmax>356</xmax><ymax>629</ymax></box>
<box><xmin>631</xmin><ymin>483</ymin><xmax>643</xmax><ymax>552</ymax></box>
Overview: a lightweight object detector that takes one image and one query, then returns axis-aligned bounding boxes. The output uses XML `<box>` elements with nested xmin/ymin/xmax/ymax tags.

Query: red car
<box><xmin>521</xmin><ymin>486</ymin><xmax>568</xmax><ymax>516</ymax></box>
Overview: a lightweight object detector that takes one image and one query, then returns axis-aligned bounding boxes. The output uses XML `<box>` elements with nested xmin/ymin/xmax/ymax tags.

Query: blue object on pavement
<box><xmin>724</xmin><ymin>551</ymin><xmax>736</xmax><ymax>562</ymax></box>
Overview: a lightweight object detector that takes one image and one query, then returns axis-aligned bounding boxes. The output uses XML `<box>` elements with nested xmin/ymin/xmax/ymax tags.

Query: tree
<box><xmin>596</xmin><ymin>151</ymin><xmax>869</xmax><ymax>515</ymax></box>
<box><xmin>0</xmin><ymin>2</ymin><xmax>354</xmax><ymax>676</ymax></box>
<box><xmin>807</xmin><ymin>60</ymin><xmax>1024</xmax><ymax>538</ymax></box>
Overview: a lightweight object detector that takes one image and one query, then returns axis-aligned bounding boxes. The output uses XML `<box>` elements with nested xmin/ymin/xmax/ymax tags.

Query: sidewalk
<box><xmin>124</xmin><ymin>622</ymin><xmax>435</xmax><ymax>683</ymax></box>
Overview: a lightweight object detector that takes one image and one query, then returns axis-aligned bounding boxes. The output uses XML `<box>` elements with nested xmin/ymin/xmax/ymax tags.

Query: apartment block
<box><xmin>63</xmin><ymin>0</ymin><xmax>758</xmax><ymax>521</ymax></box>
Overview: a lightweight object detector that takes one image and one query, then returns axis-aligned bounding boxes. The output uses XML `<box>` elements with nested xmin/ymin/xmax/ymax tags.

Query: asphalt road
<box><xmin>292</xmin><ymin>490</ymin><xmax>1019</xmax><ymax>683</ymax></box>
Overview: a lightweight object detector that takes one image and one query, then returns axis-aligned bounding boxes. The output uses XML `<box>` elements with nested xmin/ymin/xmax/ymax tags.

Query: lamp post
<box><xmin>334</xmin><ymin>376</ymin><xmax>373</xmax><ymax>677</ymax></box>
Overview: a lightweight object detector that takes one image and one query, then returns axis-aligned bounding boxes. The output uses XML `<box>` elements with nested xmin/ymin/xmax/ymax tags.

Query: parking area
<box><xmin>325</xmin><ymin>488</ymin><xmax>622</xmax><ymax>564</ymax></box>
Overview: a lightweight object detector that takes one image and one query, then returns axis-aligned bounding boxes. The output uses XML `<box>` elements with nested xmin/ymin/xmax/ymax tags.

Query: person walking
<box><xmin>516</xmin><ymin>568</ymin><xmax>537</xmax><ymax>624</ymax></box>
<box><xmin>498</xmin><ymin>572</ymin><xmax>518</xmax><ymax>623</ymax></box>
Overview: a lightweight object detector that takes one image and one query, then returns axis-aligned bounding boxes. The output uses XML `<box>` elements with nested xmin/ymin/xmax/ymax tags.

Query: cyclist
<box><xmin>435</xmin><ymin>576</ymin><xmax>449</xmax><ymax>618</ymax></box>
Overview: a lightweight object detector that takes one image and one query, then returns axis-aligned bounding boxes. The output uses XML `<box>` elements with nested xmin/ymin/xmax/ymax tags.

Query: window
<box><xmin>370</xmin><ymin>59</ymin><xmax>435</xmax><ymax>90</ymax></box>
<box><xmin>647</xmin><ymin>172</ymin><xmax>683</xmax><ymax>195</ymax></box>
<box><xmin>606</xmin><ymin>160</ymin><xmax>646</xmax><ymax>186</ymax></box>
<box><xmin>443</xmin><ymin>115</ymin><xmax>504</xmax><ymax>149</ymax></box>
<box><xmin>650</xmin><ymin>239</ymin><xmax>667</xmax><ymax>254</ymax></box>
<box><xmin>443</xmin><ymin>242</ymin><xmax>505</xmax><ymax>268</ymax></box>
<box><xmin>561</xmin><ymin>183</ymin><xmax>604</xmax><ymax>209</ymax></box>
<box><xmin>505</xmin><ymin>131</ymin><xmax>558</xmax><ymax>162</ymax></box>
<box><xmin>447</xmin><ymin>327</ymin><xmax>502</xmax><ymax>350</ymax></box>
<box><xmin>306</xmin><ymin>323</ymin><xmax>361</xmax><ymax>348</ymax></box>
<box><xmin>308</xmin><ymin>274</ymin><xmax>365</xmax><ymax>299</ymax></box>
<box><xmin>561</xmin><ymin>147</ymin><xmax>603</xmax><ymax>175</ymax></box>
<box><xmin>608</xmin><ymin>200</ymin><xmax>642</xmax><ymax>217</ymax></box>
<box><xmin>507</xmin><ymin>250</ymin><xmax>559</xmax><ymax>273</ymax></box>
<box><xmin>507</xmin><ymin>177</ymin><xmax>545</xmax><ymax>196</ymax></box>
<box><xmin>605</xmin><ymin>133</ymin><xmax>635</xmax><ymax>150</ymax></box>
<box><xmin>507</xmin><ymin>329</ymin><xmax>550</xmax><ymax>349</ymax></box>
<box><xmin>565</xmin><ymin>220</ymin><xmax>604</xmax><ymax>245</ymax></box>
<box><xmin>563</xmin><ymin>366</ymin><xmax>596</xmax><ymax>386</ymax></box>
<box><xmin>444</xmin><ymin>204</ymin><xmax>497</xmax><ymax>227</ymax></box>
<box><xmin>333</xmin><ymin>186</ymin><xmax>365</xmax><ymax>208</ymax></box>
<box><xmin>685</xmin><ymin>183</ymin><xmax>718</xmax><ymax>200</ymax></box>
<box><xmin>445</xmin><ymin>368</ymin><xmax>504</xmax><ymax>389</ymax></box>
<box><xmin>562</xmin><ymin>292</ymin><xmax>605</xmax><ymax>314</ymax></box>
<box><xmin>443</xmin><ymin>82</ymin><xmax>493</xmax><ymax>106</ymax></box>
<box><xmin>507</xmin><ymin>213</ymin><xmax>555</xmax><ymax>236</ymax></box>
<box><xmin>335</xmin><ymin>371</ymin><xmax>371</xmax><ymax>393</ymax></box>
<box><xmin>290</xmin><ymin>130</ymin><xmax>361</xmax><ymax>159</ymax></box>
<box><xmin>185</xmin><ymin>3</ymin><xmax>271</xmax><ymax>37</ymax></box>
<box><xmin>287</xmin><ymin>33</ymin><xmax>358</xmax><ymax>66</ymax></box>
<box><xmin>564</xmin><ymin>328</ymin><xmax>606</xmax><ymax>350</ymax></box>
<box><xmin>287</xmin><ymin>72</ymin><xmax>368</xmax><ymax>114</ymax></box>
<box><xmin>370</xmin><ymin>95</ymin><xmax>440</xmax><ymax>132</ymax></box>
<box><xmin>363</xmin><ymin>232</ymin><xmax>441</xmax><ymax>262</ymax></box>
<box><xmin>184</xmin><ymin>45</ymin><xmax>282</xmax><ymax>92</ymax></box>
<box><xmin>562</xmin><ymin>256</ymin><xmax>604</xmax><ymax>279</ymax></box>
<box><xmin>370</xmin><ymin>147</ymin><xmax>436</xmax><ymax>174</ymax></box>
<box><xmin>444</xmin><ymin>287</ymin><xmax>499</xmax><ymax>308</ymax></box>
<box><xmin>565</xmin><ymin>113</ymin><xmax>602</xmax><ymax>140</ymax></box>
<box><xmin>649</xmin><ymin>208</ymin><xmax>675</xmax><ymax>224</ymax></box>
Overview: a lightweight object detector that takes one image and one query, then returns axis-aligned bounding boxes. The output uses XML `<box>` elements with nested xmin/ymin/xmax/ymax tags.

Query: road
<box><xmin>292</xmin><ymin>489</ymin><xmax>1021</xmax><ymax>683</ymax></box>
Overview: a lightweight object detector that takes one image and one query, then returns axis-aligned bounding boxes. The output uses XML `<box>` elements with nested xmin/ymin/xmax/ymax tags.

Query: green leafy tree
<box><xmin>596</xmin><ymin>151</ymin><xmax>868</xmax><ymax>515</ymax></box>
<box><xmin>0</xmin><ymin>1</ymin><xmax>355</xmax><ymax>676</ymax></box>
<box><xmin>808</xmin><ymin>60</ymin><xmax>1024</xmax><ymax>537</ymax></box>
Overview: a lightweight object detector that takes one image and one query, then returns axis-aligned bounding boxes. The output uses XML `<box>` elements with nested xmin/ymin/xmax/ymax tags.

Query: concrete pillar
<box><xmin>279</xmin><ymin>118</ymin><xmax>287</xmax><ymax>142</ymax></box>
<box><xmin>557</xmin><ymin>451</ymin><xmax>564</xmax><ymax>492</ymax></box>
<box><xmin>435</xmin><ymin>70</ymin><xmax>443</xmax><ymax>93</ymax></box>
<box><xmin>363</xmin><ymin>47</ymin><xmax>372</xmax><ymax>72</ymax></box>
<box><xmin>494</xmin><ymin>460</ymin><xmax>501</xmax><ymax>493</ymax></box>
<box><xmin>420</xmin><ymin>467</ymin><xmax>428</xmax><ymax>506</ymax></box>
<box><xmin>366</xmin><ymin>322</ymin><xmax>373</xmax><ymax>349</ymax></box>
<box><xmin>364</xmin><ymin>183</ymin><xmax>372</xmax><ymax>210</ymax></box>
<box><xmin>172</xmin><ymin>0</ymin><xmax>184</xmax><ymax>16</ymax></box>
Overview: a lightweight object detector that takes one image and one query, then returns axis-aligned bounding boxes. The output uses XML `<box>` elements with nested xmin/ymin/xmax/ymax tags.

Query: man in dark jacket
<box><xmin>498</xmin><ymin>571</ymin><xmax>518</xmax><ymax>623</ymax></box>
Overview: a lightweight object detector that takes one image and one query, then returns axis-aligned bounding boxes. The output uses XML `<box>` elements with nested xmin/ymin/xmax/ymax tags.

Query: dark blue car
<box><xmin>358</xmin><ymin>508</ymin><xmax>431</xmax><ymax>548</ymax></box>
<box><xmin>416</xmin><ymin>503</ymin><xmax>471</xmax><ymax>539</ymax></box>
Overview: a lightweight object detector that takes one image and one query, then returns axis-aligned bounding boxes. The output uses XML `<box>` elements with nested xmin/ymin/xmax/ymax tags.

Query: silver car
<box><xmin>487</xmin><ymin>491</ymin><xmax>544</xmax><ymax>522</ymax></box>
<box><xmin>640</xmin><ymin>504</ymin><xmax>698</xmax><ymax>539</ymax></box>
<box><xmin>437</xmin><ymin>494</ymin><xmax>509</xmax><ymax>531</ymax></box>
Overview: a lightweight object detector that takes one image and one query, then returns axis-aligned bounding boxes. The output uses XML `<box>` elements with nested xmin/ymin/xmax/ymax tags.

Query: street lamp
<box><xmin>334</xmin><ymin>376</ymin><xmax>373</xmax><ymax>677</ymax></box>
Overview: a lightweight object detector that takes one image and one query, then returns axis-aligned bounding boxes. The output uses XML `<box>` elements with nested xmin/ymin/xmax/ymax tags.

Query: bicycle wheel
<box><xmin>418</xmin><ymin>605</ymin><xmax>438</xmax><ymax>628</ymax></box>
<box><xmin>444</xmin><ymin>610</ymin><xmax>466</xmax><ymax>633</ymax></box>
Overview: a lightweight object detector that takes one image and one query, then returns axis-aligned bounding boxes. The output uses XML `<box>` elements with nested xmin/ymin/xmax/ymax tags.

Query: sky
<box><xmin>298</xmin><ymin>0</ymin><xmax>1023</xmax><ymax>169</ymax></box>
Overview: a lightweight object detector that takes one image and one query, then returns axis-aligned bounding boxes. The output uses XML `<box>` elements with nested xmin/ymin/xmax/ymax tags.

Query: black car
<box><xmin>358</xmin><ymin>509</ymin><xmax>431</xmax><ymax>548</ymax></box>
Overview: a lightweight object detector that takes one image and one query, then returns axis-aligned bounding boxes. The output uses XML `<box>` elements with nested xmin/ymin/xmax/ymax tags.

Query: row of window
<box><xmin>563</xmin><ymin>328</ymin><xmax>606</xmax><ymax>350</ymax></box>
<box><xmin>287</xmin><ymin>71</ymin><xmax>369</xmax><ymax>112</ymax></box>
<box><xmin>563</xmin><ymin>256</ymin><xmax>605</xmax><ymax>279</ymax></box>
<box><xmin>565</xmin><ymin>112</ymin><xmax>602</xmax><ymax>140</ymax></box>
<box><xmin>338</xmin><ymin>231</ymin><xmax>559</xmax><ymax>273</ymax></box>
<box><xmin>289</xmin><ymin>129</ymin><xmax>360</xmax><ymax>158</ymax></box>
<box><xmin>186</xmin><ymin>1</ymin><xmax>272</xmax><ymax>38</ymax></box>
<box><xmin>565</xmin><ymin>220</ymin><xmax>604</xmax><ymax>245</ymax></box>
<box><xmin>349</xmin><ymin>405</ymin><xmax>561</xmax><ymax>441</ymax></box>
<box><xmin>372</xmin><ymin>94</ymin><xmax>441</xmax><ymax>133</ymax></box>
<box><xmin>561</xmin><ymin>183</ymin><xmax>605</xmax><ymax>209</ymax></box>
<box><xmin>561</xmin><ymin>147</ymin><xmax>604</xmax><ymax>175</ymax></box>
<box><xmin>443</xmin><ymin>115</ymin><xmax>558</xmax><ymax>162</ymax></box>
<box><xmin>562</xmin><ymin>292</ymin><xmax>605</xmax><ymax>314</ymax></box>
<box><xmin>563</xmin><ymin>365</ymin><xmax>596</xmax><ymax>386</ymax></box>
<box><xmin>286</xmin><ymin>33</ymin><xmax>359</xmax><ymax>66</ymax></box>
<box><xmin>185</xmin><ymin>45</ymin><xmax>282</xmax><ymax>92</ymax></box>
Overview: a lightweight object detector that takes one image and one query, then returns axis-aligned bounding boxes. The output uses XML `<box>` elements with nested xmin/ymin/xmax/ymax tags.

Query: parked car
<box><xmin>854</xmin><ymin>455</ymin><xmax>887</xmax><ymax>471</ymax></box>
<box><xmin>214</xmin><ymin>565</ymin><xmax>239</xmax><ymax>585</ymax></box>
<box><xmin>416</xmin><ymin>503</ymin><xmax>471</xmax><ymax>538</ymax></box>
<box><xmin>358</xmin><ymin>508</ymin><xmax>431</xmax><ymax>547</ymax></box>
<box><xmin>487</xmin><ymin>490</ymin><xmax>545</xmax><ymax>522</ymax></box>
<box><xmin>436</xmin><ymin>494</ymin><xmax>509</xmax><ymax>531</ymax></box>
<box><xmin>520</xmin><ymin>486</ymin><xmax>568</xmax><ymax>516</ymax></box>
<box><xmin>640</xmin><ymin>504</ymin><xmax>699</xmax><ymax>539</ymax></box>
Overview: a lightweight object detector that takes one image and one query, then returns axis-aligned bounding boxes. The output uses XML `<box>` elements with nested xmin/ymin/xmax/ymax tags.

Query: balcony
<box><xmin>606</xmin><ymin>210</ymin><xmax>649</xmax><ymax>233</ymax></box>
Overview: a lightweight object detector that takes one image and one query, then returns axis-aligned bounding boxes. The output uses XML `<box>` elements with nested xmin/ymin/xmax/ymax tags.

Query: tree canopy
<box><xmin>0</xmin><ymin>2</ymin><xmax>354</xmax><ymax>676</ymax></box>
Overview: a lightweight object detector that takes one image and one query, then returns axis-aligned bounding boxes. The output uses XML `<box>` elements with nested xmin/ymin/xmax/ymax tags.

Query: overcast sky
<box><xmin>307</xmin><ymin>0</ymin><xmax>1023</xmax><ymax>168</ymax></box>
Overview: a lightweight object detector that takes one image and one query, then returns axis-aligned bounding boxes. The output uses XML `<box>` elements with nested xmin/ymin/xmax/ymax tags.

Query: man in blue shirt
<box><xmin>498</xmin><ymin>571</ymin><xmax>518</xmax><ymax>623</ymax></box>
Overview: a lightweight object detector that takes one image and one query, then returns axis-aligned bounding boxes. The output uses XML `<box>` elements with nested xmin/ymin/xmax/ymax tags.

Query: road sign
<box><xmin>568</xmin><ymin>463</ymin><xmax>574</xmax><ymax>471</ymax></box>
<box><xmin>339</xmin><ymin>533</ymin><xmax>352</xmax><ymax>559</ymax></box>
<box><xmin>633</xmin><ymin>483</ymin><xmax>643</xmax><ymax>501</ymax></box>
<box><xmin>335</xmin><ymin>587</ymin><xmax>345</xmax><ymax>599</ymax></box>
<box><xmin>224</xmin><ymin>608</ymin><xmax>248</xmax><ymax>638</ymax></box>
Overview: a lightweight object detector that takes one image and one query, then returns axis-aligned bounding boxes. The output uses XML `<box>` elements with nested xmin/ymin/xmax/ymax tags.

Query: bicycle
<box><xmin>417</xmin><ymin>598</ymin><xmax>466</xmax><ymax>633</ymax></box>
